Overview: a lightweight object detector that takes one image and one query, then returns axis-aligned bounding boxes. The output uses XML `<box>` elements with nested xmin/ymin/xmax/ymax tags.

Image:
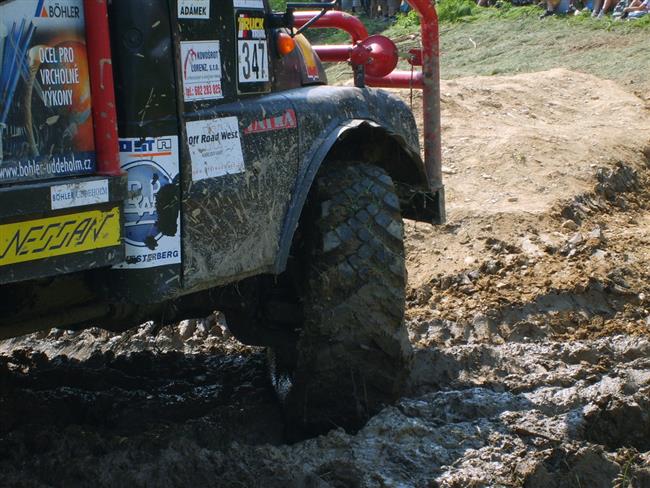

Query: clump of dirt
<box><xmin>0</xmin><ymin>313</ymin><xmax>246</xmax><ymax>359</ymax></box>
<box><xmin>1</xmin><ymin>70</ymin><xmax>650</xmax><ymax>487</ymax></box>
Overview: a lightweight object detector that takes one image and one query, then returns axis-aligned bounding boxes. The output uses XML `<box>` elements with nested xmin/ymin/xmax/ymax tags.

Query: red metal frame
<box><xmin>83</xmin><ymin>0</ymin><xmax>121</xmax><ymax>176</ymax></box>
<box><xmin>293</xmin><ymin>11</ymin><xmax>369</xmax><ymax>43</ymax></box>
<box><xmin>294</xmin><ymin>4</ymin><xmax>442</xmax><ymax>193</ymax></box>
<box><xmin>403</xmin><ymin>0</ymin><xmax>442</xmax><ymax>192</ymax></box>
<box><xmin>294</xmin><ymin>12</ymin><xmax>367</xmax><ymax>63</ymax></box>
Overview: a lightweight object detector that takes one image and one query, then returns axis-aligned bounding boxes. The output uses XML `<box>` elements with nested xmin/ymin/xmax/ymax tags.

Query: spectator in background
<box><xmin>388</xmin><ymin>0</ymin><xmax>401</xmax><ymax>17</ymax></box>
<box><xmin>377</xmin><ymin>0</ymin><xmax>388</xmax><ymax>17</ymax></box>
<box><xmin>540</xmin><ymin>0</ymin><xmax>571</xmax><ymax>17</ymax></box>
<box><xmin>591</xmin><ymin>0</ymin><xmax>618</xmax><ymax>17</ymax></box>
<box><xmin>375</xmin><ymin>0</ymin><xmax>399</xmax><ymax>19</ymax></box>
<box><xmin>622</xmin><ymin>0</ymin><xmax>650</xmax><ymax>17</ymax></box>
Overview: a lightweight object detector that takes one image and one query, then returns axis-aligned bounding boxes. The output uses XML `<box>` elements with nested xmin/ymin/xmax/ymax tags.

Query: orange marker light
<box><xmin>276</xmin><ymin>32</ymin><xmax>295</xmax><ymax>56</ymax></box>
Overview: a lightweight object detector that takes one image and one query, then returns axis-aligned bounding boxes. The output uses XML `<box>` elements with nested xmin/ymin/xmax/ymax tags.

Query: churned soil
<box><xmin>1</xmin><ymin>69</ymin><xmax>650</xmax><ymax>487</ymax></box>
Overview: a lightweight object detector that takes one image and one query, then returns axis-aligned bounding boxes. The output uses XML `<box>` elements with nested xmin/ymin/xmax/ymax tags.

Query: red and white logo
<box><xmin>244</xmin><ymin>109</ymin><xmax>297</xmax><ymax>135</ymax></box>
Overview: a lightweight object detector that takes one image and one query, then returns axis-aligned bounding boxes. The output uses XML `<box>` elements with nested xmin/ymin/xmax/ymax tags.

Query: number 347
<box><xmin>238</xmin><ymin>40</ymin><xmax>269</xmax><ymax>83</ymax></box>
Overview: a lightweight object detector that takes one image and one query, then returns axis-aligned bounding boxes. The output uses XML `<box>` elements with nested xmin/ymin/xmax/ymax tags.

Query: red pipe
<box><xmin>293</xmin><ymin>11</ymin><xmax>368</xmax><ymax>43</ymax></box>
<box><xmin>312</xmin><ymin>45</ymin><xmax>352</xmax><ymax>63</ymax></box>
<box><xmin>83</xmin><ymin>0</ymin><xmax>121</xmax><ymax>176</ymax></box>
<box><xmin>404</xmin><ymin>0</ymin><xmax>442</xmax><ymax>192</ymax></box>
<box><xmin>366</xmin><ymin>71</ymin><xmax>423</xmax><ymax>89</ymax></box>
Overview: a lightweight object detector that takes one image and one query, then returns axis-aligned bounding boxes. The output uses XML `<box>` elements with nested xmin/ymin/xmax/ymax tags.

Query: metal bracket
<box><xmin>285</xmin><ymin>1</ymin><xmax>338</xmax><ymax>37</ymax></box>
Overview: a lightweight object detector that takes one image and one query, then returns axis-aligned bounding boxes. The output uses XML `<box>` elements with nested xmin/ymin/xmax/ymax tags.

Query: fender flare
<box><xmin>272</xmin><ymin>118</ymin><xmax>424</xmax><ymax>274</ymax></box>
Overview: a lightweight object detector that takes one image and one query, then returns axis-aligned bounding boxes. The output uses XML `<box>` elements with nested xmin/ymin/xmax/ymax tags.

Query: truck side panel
<box><xmin>171</xmin><ymin>0</ymin><xmax>300</xmax><ymax>292</ymax></box>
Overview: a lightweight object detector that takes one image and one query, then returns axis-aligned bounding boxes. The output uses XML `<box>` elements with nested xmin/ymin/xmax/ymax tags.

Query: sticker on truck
<box><xmin>237</xmin><ymin>14</ymin><xmax>268</xmax><ymax>84</ymax></box>
<box><xmin>180</xmin><ymin>40</ymin><xmax>223</xmax><ymax>102</ymax></box>
<box><xmin>0</xmin><ymin>206</ymin><xmax>121</xmax><ymax>267</ymax></box>
<box><xmin>114</xmin><ymin>136</ymin><xmax>181</xmax><ymax>270</ymax></box>
<box><xmin>233</xmin><ymin>0</ymin><xmax>265</xmax><ymax>9</ymax></box>
<box><xmin>50</xmin><ymin>179</ymin><xmax>109</xmax><ymax>210</ymax></box>
<box><xmin>186</xmin><ymin>116</ymin><xmax>245</xmax><ymax>181</ymax></box>
<box><xmin>243</xmin><ymin>109</ymin><xmax>297</xmax><ymax>135</ymax></box>
<box><xmin>0</xmin><ymin>0</ymin><xmax>97</xmax><ymax>184</ymax></box>
<box><xmin>294</xmin><ymin>34</ymin><xmax>321</xmax><ymax>81</ymax></box>
<box><xmin>236</xmin><ymin>12</ymin><xmax>270</xmax><ymax>93</ymax></box>
<box><xmin>178</xmin><ymin>0</ymin><xmax>210</xmax><ymax>19</ymax></box>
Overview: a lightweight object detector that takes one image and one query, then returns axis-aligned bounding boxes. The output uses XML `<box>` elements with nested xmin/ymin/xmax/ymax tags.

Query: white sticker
<box><xmin>180</xmin><ymin>41</ymin><xmax>223</xmax><ymax>102</ymax></box>
<box><xmin>50</xmin><ymin>179</ymin><xmax>109</xmax><ymax>210</ymax></box>
<box><xmin>186</xmin><ymin>117</ymin><xmax>245</xmax><ymax>181</ymax></box>
<box><xmin>114</xmin><ymin>136</ymin><xmax>181</xmax><ymax>270</ymax></box>
<box><xmin>238</xmin><ymin>40</ymin><xmax>269</xmax><ymax>83</ymax></box>
<box><xmin>233</xmin><ymin>0</ymin><xmax>265</xmax><ymax>8</ymax></box>
<box><xmin>178</xmin><ymin>0</ymin><xmax>210</xmax><ymax>18</ymax></box>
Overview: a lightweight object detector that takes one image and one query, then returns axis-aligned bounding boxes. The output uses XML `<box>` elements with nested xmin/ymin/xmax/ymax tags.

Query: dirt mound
<box><xmin>1</xmin><ymin>70</ymin><xmax>650</xmax><ymax>487</ymax></box>
<box><xmin>405</xmin><ymin>67</ymin><xmax>650</xmax><ymax>283</ymax></box>
<box><xmin>437</xmin><ymin>68</ymin><xmax>649</xmax><ymax>215</ymax></box>
<box><xmin>403</xmin><ymin>70</ymin><xmax>650</xmax><ymax>348</ymax></box>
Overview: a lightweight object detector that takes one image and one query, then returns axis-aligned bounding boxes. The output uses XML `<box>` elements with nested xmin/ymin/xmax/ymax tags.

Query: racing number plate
<box><xmin>236</xmin><ymin>10</ymin><xmax>270</xmax><ymax>94</ymax></box>
<box><xmin>238</xmin><ymin>40</ymin><xmax>268</xmax><ymax>83</ymax></box>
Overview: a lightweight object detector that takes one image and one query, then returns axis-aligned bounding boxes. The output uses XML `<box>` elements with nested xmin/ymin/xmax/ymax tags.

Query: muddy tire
<box><xmin>270</xmin><ymin>163</ymin><xmax>413</xmax><ymax>436</ymax></box>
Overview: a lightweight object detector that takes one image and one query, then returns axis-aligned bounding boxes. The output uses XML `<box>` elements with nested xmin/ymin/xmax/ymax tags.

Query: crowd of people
<box><xmin>537</xmin><ymin>0</ymin><xmax>649</xmax><ymax>18</ymax></box>
<box><xmin>341</xmin><ymin>0</ymin><xmax>410</xmax><ymax>20</ymax></box>
<box><xmin>340</xmin><ymin>0</ymin><xmax>649</xmax><ymax>20</ymax></box>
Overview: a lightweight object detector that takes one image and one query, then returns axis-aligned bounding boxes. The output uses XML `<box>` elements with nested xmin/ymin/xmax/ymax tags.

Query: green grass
<box><xmin>439</xmin><ymin>10</ymin><xmax>650</xmax><ymax>91</ymax></box>
<box><xmin>281</xmin><ymin>0</ymin><xmax>648</xmax><ymax>92</ymax></box>
<box><xmin>437</xmin><ymin>0</ymin><xmax>480</xmax><ymax>22</ymax></box>
<box><xmin>269</xmin><ymin>0</ymin><xmax>288</xmax><ymax>11</ymax></box>
<box><xmin>272</xmin><ymin>0</ymin><xmax>649</xmax><ymax>91</ymax></box>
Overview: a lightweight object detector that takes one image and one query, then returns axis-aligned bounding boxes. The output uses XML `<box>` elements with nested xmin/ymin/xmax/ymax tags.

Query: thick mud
<box><xmin>2</xmin><ymin>70</ymin><xmax>650</xmax><ymax>487</ymax></box>
<box><xmin>2</xmin><ymin>324</ymin><xmax>649</xmax><ymax>487</ymax></box>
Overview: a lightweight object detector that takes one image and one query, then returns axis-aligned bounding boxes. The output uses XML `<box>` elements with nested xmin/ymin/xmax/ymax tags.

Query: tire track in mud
<box><xmin>1</xmin><ymin>329</ymin><xmax>649</xmax><ymax>487</ymax></box>
<box><xmin>0</xmin><ymin>323</ymin><xmax>287</xmax><ymax>487</ymax></box>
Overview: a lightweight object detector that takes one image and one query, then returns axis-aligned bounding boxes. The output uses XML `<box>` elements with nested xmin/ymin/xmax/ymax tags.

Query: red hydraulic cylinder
<box><xmin>83</xmin><ymin>0</ymin><xmax>121</xmax><ymax>176</ymax></box>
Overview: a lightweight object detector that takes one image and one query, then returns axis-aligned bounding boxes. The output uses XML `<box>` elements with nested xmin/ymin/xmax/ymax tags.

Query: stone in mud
<box><xmin>582</xmin><ymin>395</ymin><xmax>650</xmax><ymax>451</ymax></box>
<box><xmin>561</xmin><ymin>220</ymin><xmax>579</xmax><ymax>231</ymax></box>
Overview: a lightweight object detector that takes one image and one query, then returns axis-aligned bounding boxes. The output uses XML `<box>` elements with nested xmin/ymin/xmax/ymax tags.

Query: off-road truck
<box><xmin>0</xmin><ymin>0</ymin><xmax>444</xmax><ymax>433</ymax></box>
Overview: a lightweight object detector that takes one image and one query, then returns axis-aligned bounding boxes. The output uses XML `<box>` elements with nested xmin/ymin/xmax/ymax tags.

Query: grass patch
<box><xmin>439</xmin><ymin>13</ymin><xmax>650</xmax><ymax>91</ymax></box>
<box><xmin>437</xmin><ymin>0</ymin><xmax>480</xmax><ymax>22</ymax></box>
<box><xmin>270</xmin><ymin>0</ymin><xmax>649</xmax><ymax>91</ymax></box>
<box><xmin>269</xmin><ymin>0</ymin><xmax>288</xmax><ymax>11</ymax></box>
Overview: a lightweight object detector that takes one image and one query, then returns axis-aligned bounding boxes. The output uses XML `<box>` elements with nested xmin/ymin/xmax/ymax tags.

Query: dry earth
<box><xmin>1</xmin><ymin>69</ymin><xmax>650</xmax><ymax>487</ymax></box>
